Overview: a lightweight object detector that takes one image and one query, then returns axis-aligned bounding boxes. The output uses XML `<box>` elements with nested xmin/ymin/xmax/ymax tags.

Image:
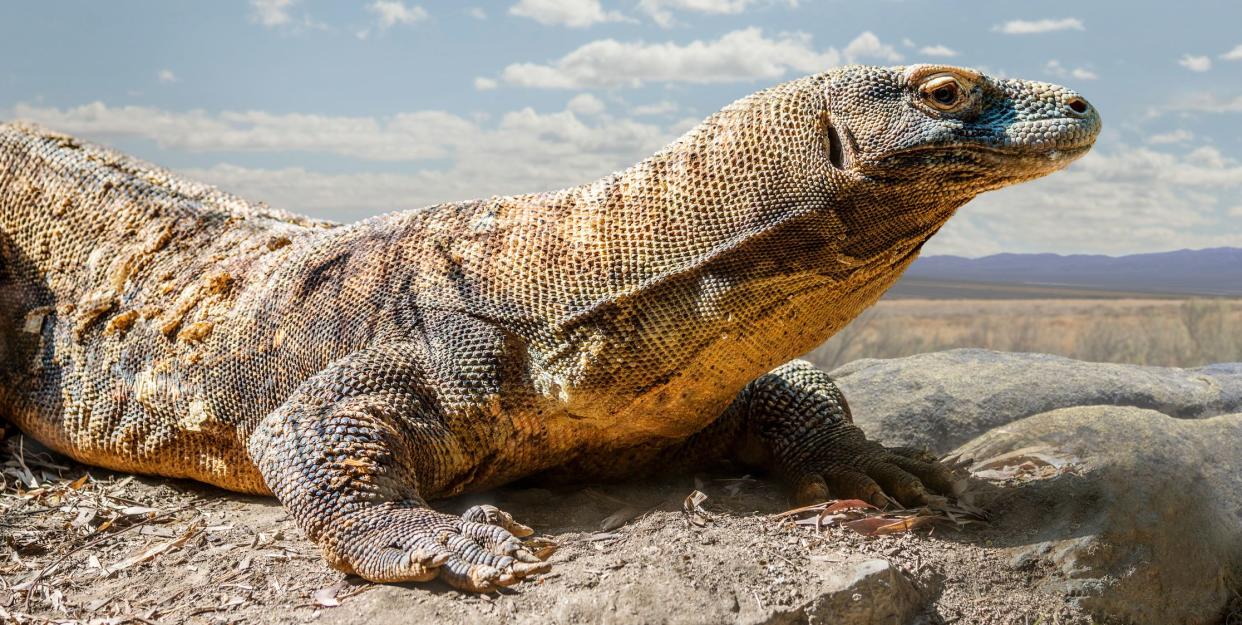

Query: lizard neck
<box><xmin>392</xmin><ymin>79</ymin><xmax>969</xmax><ymax>426</ymax></box>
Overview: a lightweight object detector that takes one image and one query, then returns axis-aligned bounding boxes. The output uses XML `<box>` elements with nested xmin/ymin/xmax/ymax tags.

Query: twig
<box><xmin>22</xmin><ymin>503</ymin><xmax>197</xmax><ymax>611</ymax></box>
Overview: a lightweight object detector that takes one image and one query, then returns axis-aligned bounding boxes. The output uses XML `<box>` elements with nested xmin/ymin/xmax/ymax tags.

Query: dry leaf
<box><xmin>313</xmin><ymin>580</ymin><xmax>348</xmax><ymax>607</ymax></box>
<box><xmin>822</xmin><ymin>499</ymin><xmax>879</xmax><ymax>514</ymax></box>
<box><xmin>682</xmin><ymin>490</ymin><xmax>711</xmax><ymax>527</ymax></box>
<box><xmin>70</xmin><ymin>508</ymin><xmax>98</xmax><ymax>529</ymax></box>
<box><xmin>778</xmin><ymin>494</ymin><xmax>986</xmax><ymax>537</ymax></box>
<box><xmin>118</xmin><ymin>505</ymin><xmax>160</xmax><ymax>517</ymax></box>
<box><xmin>842</xmin><ymin>517</ymin><xmax>901</xmax><ymax>536</ymax></box>
<box><xmin>105</xmin><ymin>523</ymin><xmax>200</xmax><ymax>574</ymax></box>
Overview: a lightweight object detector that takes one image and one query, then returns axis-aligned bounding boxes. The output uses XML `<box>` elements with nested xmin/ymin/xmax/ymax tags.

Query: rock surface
<box><xmin>953</xmin><ymin>406</ymin><xmax>1242</xmax><ymax>625</ymax></box>
<box><xmin>832</xmin><ymin>349</ymin><xmax>1242</xmax><ymax>453</ymax></box>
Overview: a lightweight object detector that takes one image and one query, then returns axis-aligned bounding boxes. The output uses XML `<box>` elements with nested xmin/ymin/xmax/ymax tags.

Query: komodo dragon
<box><xmin>0</xmin><ymin>64</ymin><xmax>1099</xmax><ymax>591</ymax></box>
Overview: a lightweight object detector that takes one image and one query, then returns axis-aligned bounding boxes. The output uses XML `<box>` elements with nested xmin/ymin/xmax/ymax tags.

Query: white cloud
<box><xmin>474</xmin><ymin>77</ymin><xmax>499</xmax><ymax>91</ymax></box>
<box><xmin>1229</xmin><ymin>206</ymin><xmax>1242</xmax><ymax>217</ymax></box>
<box><xmin>508</xmin><ymin>0</ymin><xmax>627</xmax><ymax>28</ymax></box>
<box><xmin>1179</xmin><ymin>54</ymin><xmax>1212</xmax><ymax>72</ymax></box>
<box><xmin>250</xmin><ymin>0</ymin><xmax>296</xmax><ymax>26</ymax></box>
<box><xmin>368</xmin><ymin>1</ymin><xmax>428</xmax><ymax>28</ymax></box>
<box><xmin>157</xmin><ymin>69</ymin><xmax>178</xmax><ymax>83</ymax></box>
<box><xmin>1181</xmin><ymin>93</ymin><xmax>1242</xmax><ymax>113</ymax></box>
<box><xmin>497</xmin><ymin>29</ymin><xmax>901</xmax><ymax>89</ymax></box>
<box><xmin>637</xmin><ymin>0</ymin><xmax>795</xmax><ymax>27</ymax></box>
<box><xmin>14</xmin><ymin>102</ymin><xmax>476</xmax><ymax>161</ymax></box>
<box><xmin>842</xmin><ymin>31</ymin><xmax>902</xmax><ymax>63</ymax></box>
<box><xmin>1044</xmin><ymin>60</ymin><xmax>1097</xmax><ymax>81</ymax></box>
<box><xmin>632</xmin><ymin>100</ymin><xmax>679</xmax><ymax>116</ymax></box>
<box><xmin>1222</xmin><ymin>44</ymin><xmax>1242</xmax><ymax>61</ymax></box>
<box><xmin>918</xmin><ymin>45</ymin><xmax>958</xmax><ymax>58</ymax></box>
<box><xmin>926</xmin><ymin>145</ymin><xmax>1242</xmax><ymax>256</ymax></box>
<box><xmin>1147</xmin><ymin>129</ymin><xmax>1194</xmax><ymax>145</ymax></box>
<box><xmin>12</xmin><ymin>101</ymin><xmax>677</xmax><ymax>221</ymax></box>
<box><xmin>469</xmin><ymin>7</ymin><xmax>487</xmax><ymax>19</ymax></box>
<box><xmin>993</xmin><ymin>18</ymin><xmax>1084</xmax><ymax>35</ymax></box>
<box><xmin>567</xmin><ymin>93</ymin><xmax>607</xmax><ymax>115</ymax></box>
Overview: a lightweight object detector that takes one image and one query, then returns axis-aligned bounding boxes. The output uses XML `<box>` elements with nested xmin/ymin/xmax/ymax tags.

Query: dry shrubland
<box><xmin>806</xmin><ymin>298</ymin><xmax>1242</xmax><ymax>370</ymax></box>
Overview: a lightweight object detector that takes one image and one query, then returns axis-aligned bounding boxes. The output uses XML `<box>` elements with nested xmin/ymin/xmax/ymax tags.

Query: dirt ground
<box><xmin>0</xmin><ymin>433</ymin><xmax>1101</xmax><ymax>625</ymax></box>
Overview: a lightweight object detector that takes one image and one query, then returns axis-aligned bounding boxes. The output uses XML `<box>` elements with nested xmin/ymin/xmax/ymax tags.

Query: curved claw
<box><xmin>886</xmin><ymin>452</ymin><xmax>965</xmax><ymax>499</ymax></box>
<box><xmin>496</xmin><ymin>536</ymin><xmax>540</xmax><ymax>562</ymax></box>
<box><xmin>864</xmin><ymin>460</ymin><xmax>932</xmax><ymax>508</ymax></box>
<box><xmin>441</xmin><ymin>561</ymin><xmax>503</xmax><ymax>593</ymax></box>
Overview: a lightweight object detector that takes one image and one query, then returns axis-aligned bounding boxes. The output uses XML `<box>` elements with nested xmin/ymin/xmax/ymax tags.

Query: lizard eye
<box><xmin>921</xmin><ymin>74</ymin><xmax>968</xmax><ymax>111</ymax></box>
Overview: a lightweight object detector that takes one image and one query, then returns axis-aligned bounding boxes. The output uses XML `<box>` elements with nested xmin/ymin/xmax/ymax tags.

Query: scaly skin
<box><xmin>0</xmin><ymin>65</ymin><xmax>1100</xmax><ymax>591</ymax></box>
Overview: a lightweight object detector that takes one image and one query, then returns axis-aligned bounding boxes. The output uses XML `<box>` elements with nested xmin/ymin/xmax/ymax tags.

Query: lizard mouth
<box><xmin>887</xmin><ymin>139</ymin><xmax>1096</xmax><ymax>160</ymax></box>
<box><xmin>878</xmin><ymin>130</ymin><xmax>1097</xmax><ymax>165</ymax></box>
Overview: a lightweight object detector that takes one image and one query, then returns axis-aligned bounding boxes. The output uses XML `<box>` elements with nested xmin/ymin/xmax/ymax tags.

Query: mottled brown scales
<box><xmin>0</xmin><ymin>65</ymin><xmax>1099</xmax><ymax>591</ymax></box>
<box><xmin>103</xmin><ymin>309</ymin><xmax>139</xmax><ymax>335</ymax></box>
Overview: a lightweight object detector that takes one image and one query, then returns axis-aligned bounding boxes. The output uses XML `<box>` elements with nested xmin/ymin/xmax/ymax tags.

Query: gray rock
<box><xmin>781</xmin><ymin>559</ymin><xmax>923</xmax><ymax>625</ymax></box>
<box><xmin>830</xmin><ymin>349</ymin><xmax>1242</xmax><ymax>453</ymax></box>
<box><xmin>952</xmin><ymin>406</ymin><xmax>1242</xmax><ymax>625</ymax></box>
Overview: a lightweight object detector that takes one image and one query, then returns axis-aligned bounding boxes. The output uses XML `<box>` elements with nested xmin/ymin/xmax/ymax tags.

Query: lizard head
<box><xmin>820</xmin><ymin>64</ymin><xmax>1101</xmax><ymax>198</ymax></box>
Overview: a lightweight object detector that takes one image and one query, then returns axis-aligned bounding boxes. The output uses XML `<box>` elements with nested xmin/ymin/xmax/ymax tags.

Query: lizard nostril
<box><xmin>1067</xmin><ymin>97</ymin><xmax>1089</xmax><ymax>115</ymax></box>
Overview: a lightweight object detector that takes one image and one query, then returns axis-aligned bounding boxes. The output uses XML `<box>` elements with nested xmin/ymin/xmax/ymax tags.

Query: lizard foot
<box><xmin>787</xmin><ymin>424</ymin><xmax>963</xmax><ymax>508</ymax></box>
<box><xmin>332</xmin><ymin>503</ymin><xmax>551</xmax><ymax>591</ymax></box>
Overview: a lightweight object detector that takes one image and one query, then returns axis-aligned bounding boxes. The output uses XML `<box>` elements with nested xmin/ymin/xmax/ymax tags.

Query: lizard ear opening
<box><xmin>825</xmin><ymin>118</ymin><xmax>847</xmax><ymax>170</ymax></box>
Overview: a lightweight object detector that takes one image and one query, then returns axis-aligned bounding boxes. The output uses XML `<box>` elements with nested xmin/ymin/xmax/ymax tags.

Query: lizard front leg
<box><xmin>738</xmin><ymin>360</ymin><xmax>960</xmax><ymax>506</ymax></box>
<box><xmin>665</xmin><ymin>360</ymin><xmax>960</xmax><ymax>507</ymax></box>
<box><xmin>247</xmin><ymin>344</ymin><xmax>548</xmax><ymax>591</ymax></box>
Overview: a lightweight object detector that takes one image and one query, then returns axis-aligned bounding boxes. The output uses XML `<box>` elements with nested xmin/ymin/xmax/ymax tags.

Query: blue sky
<box><xmin>3</xmin><ymin>0</ymin><xmax>1241</xmax><ymax>256</ymax></box>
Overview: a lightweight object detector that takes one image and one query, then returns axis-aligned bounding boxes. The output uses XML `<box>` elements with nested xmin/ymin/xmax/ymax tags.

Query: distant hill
<box><xmin>889</xmin><ymin>247</ymin><xmax>1242</xmax><ymax>299</ymax></box>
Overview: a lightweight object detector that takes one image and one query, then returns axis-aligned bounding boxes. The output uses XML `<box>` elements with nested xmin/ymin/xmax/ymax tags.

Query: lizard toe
<box><xmin>496</xmin><ymin>535</ymin><xmax>550</xmax><ymax>563</ymax></box>
<box><xmin>887</xmin><ymin>446</ymin><xmax>940</xmax><ymax>464</ymax></box>
<box><xmin>884</xmin><ymin>453</ymin><xmax>964</xmax><ymax>498</ymax></box>
<box><xmin>337</xmin><ymin>509</ymin><xmax>459</xmax><ymax>583</ymax></box>
<box><xmin>327</xmin><ymin>504</ymin><xmax>551</xmax><ymax>589</ymax></box>
<box><xmin>440</xmin><ymin>557</ymin><xmax>505</xmax><ymax>592</ymax></box>
<box><xmin>864</xmin><ymin>460</ymin><xmax>933</xmax><ymax>508</ymax></box>
<box><xmin>791</xmin><ymin>472</ymin><xmax>831</xmax><ymax>506</ymax></box>
<box><xmin>433</xmin><ymin>512</ymin><xmax>551</xmax><ymax>592</ymax></box>
<box><xmin>822</xmin><ymin>469</ymin><xmax>892</xmax><ymax>509</ymax></box>
<box><xmin>462</xmin><ymin>504</ymin><xmax>535</xmax><ymax>537</ymax></box>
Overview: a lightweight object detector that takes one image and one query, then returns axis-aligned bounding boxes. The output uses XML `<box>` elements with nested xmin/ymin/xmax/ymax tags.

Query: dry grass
<box><xmin>806</xmin><ymin>298</ymin><xmax>1242</xmax><ymax>370</ymax></box>
<box><xmin>0</xmin><ymin>437</ymin><xmax>340</xmax><ymax>625</ymax></box>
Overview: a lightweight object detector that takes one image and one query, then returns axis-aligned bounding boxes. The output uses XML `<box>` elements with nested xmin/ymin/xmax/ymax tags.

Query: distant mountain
<box><xmin>892</xmin><ymin>247</ymin><xmax>1242</xmax><ymax>298</ymax></box>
